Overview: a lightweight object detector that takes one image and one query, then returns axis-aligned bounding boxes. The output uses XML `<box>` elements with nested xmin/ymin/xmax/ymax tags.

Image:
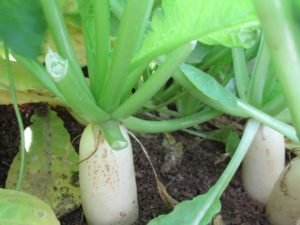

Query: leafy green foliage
<box><xmin>0</xmin><ymin>0</ymin><xmax>46</xmax><ymax>58</ymax></box>
<box><xmin>0</xmin><ymin>188</ymin><xmax>60</xmax><ymax>225</ymax></box>
<box><xmin>133</xmin><ymin>0</ymin><xmax>259</xmax><ymax>66</ymax></box>
<box><xmin>180</xmin><ymin>64</ymin><xmax>238</xmax><ymax>107</ymax></box>
<box><xmin>148</xmin><ymin>186</ymin><xmax>221</xmax><ymax>225</ymax></box>
<box><xmin>6</xmin><ymin>108</ymin><xmax>80</xmax><ymax>217</ymax></box>
<box><xmin>204</xmin><ymin>125</ymin><xmax>240</xmax><ymax>155</ymax></box>
<box><xmin>176</xmin><ymin>93</ymin><xmax>203</xmax><ymax>116</ymax></box>
<box><xmin>262</xmin><ymin>66</ymin><xmax>283</xmax><ymax>105</ymax></box>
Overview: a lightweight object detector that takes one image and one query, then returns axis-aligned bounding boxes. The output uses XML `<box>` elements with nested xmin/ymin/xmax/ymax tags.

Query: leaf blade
<box><xmin>6</xmin><ymin>108</ymin><xmax>80</xmax><ymax>217</ymax></box>
<box><xmin>180</xmin><ymin>64</ymin><xmax>238</xmax><ymax>108</ymax></box>
<box><xmin>0</xmin><ymin>0</ymin><xmax>46</xmax><ymax>58</ymax></box>
<box><xmin>147</xmin><ymin>186</ymin><xmax>221</xmax><ymax>225</ymax></box>
<box><xmin>133</xmin><ymin>0</ymin><xmax>259</xmax><ymax>66</ymax></box>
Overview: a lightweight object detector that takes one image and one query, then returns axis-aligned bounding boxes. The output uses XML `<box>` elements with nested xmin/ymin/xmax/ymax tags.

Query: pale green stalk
<box><xmin>40</xmin><ymin>0</ymin><xmax>88</xmax><ymax>91</ymax></box>
<box><xmin>4</xmin><ymin>46</ymin><xmax>25</xmax><ymax>190</ymax></box>
<box><xmin>112</xmin><ymin>43</ymin><xmax>195</xmax><ymax>119</ymax></box>
<box><xmin>123</xmin><ymin>107</ymin><xmax>221</xmax><ymax>133</ymax></box>
<box><xmin>92</xmin><ymin>0</ymin><xmax>110</xmax><ymax>99</ymax></box>
<box><xmin>232</xmin><ymin>48</ymin><xmax>250</xmax><ymax>101</ymax></box>
<box><xmin>99</xmin><ymin>0</ymin><xmax>154</xmax><ymax>111</ymax></box>
<box><xmin>248</xmin><ymin>37</ymin><xmax>270</xmax><ymax>107</ymax></box>
<box><xmin>252</xmin><ymin>0</ymin><xmax>300</xmax><ymax>138</ymax></box>
<box><xmin>193</xmin><ymin>119</ymin><xmax>260</xmax><ymax>223</ymax></box>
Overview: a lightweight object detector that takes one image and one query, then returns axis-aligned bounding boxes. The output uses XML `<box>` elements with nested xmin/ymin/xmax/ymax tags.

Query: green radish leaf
<box><xmin>225</xmin><ymin>130</ymin><xmax>240</xmax><ymax>155</ymax></box>
<box><xmin>262</xmin><ymin>66</ymin><xmax>283</xmax><ymax>105</ymax></box>
<box><xmin>147</xmin><ymin>186</ymin><xmax>221</xmax><ymax>225</ymax></box>
<box><xmin>133</xmin><ymin>0</ymin><xmax>259</xmax><ymax>65</ymax></box>
<box><xmin>180</xmin><ymin>64</ymin><xmax>238</xmax><ymax>107</ymax></box>
<box><xmin>0</xmin><ymin>0</ymin><xmax>46</xmax><ymax>58</ymax></box>
<box><xmin>176</xmin><ymin>93</ymin><xmax>203</xmax><ymax>116</ymax></box>
<box><xmin>205</xmin><ymin>126</ymin><xmax>240</xmax><ymax>155</ymax></box>
<box><xmin>6</xmin><ymin>108</ymin><xmax>80</xmax><ymax>217</ymax></box>
<box><xmin>0</xmin><ymin>188</ymin><xmax>60</xmax><ymax>225</ymax></box>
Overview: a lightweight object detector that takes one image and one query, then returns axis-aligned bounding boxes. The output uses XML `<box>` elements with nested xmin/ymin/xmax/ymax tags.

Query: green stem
<box><xmin>4</xmin><ymin>46</ymin><xmax>25</xmax><ymax>190</ymax></box>
<box><xmin>92</xmin><ymin>0</ymin><xmax>110</xmax><ymax>100</ymax></box>
<box><xmin>217</xmin><ymin>119</ymin><xmax>259</xmax><ymax>194</ymax></box>
<box><xmin>157</xmin><ymin>91</ymin><xmax>188</xmax><ymax>110</ymax></box>
<box><xmin>237</xmin><ymin>100</ymin><xmax>298</xmax><ymax>142</ymax></box>
<box><xmin>157</xmin><ymin>82</ymin><xmax>181</xmax><ymax>103</ymax></box>
<box><xmin>76</xmin><ymin>0</ymin><xmax>97</xmax><ymax>91</ymax></box>
<box><xmin>176</xmin><ymin>93</ymin><xmax>202</xmax><ymax>116</ymax></box>
<box><xmin>40</xmin><ymin>0</ymin><xmax>86</xmax><ymax>87</ymax></box>
<box><xmin>193</xmin><ymin>119</ymin><xmax>260</xmax><ymax>223</ymax></box>
<box><xmin>173</xmin><ymin>65</ymin><xmax>295</xmax><ymax>141</ymax></box>
<box><xmin>41</xmin><ymin>0</ymin><xmax>94</xmax><ymax>106</ymax></box>
<box><xmin>142</xmin><ymin>90</ymin><xmax>188</xmax><ymax>113</ymax></box>
<box><xmin>232</xmin><ymin>48</ymin><xmax>250</xmax><ymax>101</ymax></box>
<box><xmin>173</xmin><ymin>69</ymin><xmax>246</xmax><ymax>117</ymax></box>
<box><xmin>252</xmin><ymin>0</ymin><xmax>300</xmax><ymax>138</ymax></box>
<box><xmin>45</xmin><ymin>50</ymin><xmax>110</xmax><ymax>123</ymax></box>
<box><xmin>110</xmin><ymin>0</ymin><xmax>124</xmax><ymax>20</ymax></box>
<box><xmin>119</xmin><ymin>63</ymin><xmax>148</xmax><ymax>103</ymax></box>
<box><xmin>122</xmin><ymin>107</ymin><xmax>221</xmax><ymax>133</ymax></box>
<box><xmin>201</xmin><ymin>47</ymin><xmax>231</xmax><ymax>70</ymax></box>
<box><xmin>99</xmin><ymin>0</ymin><xmax>154</xmax><ymax>111</ymax></box>
<box><xmin>13</xmin><ymin>55</ymin><xmax>65</xmax><ymax>102</ymax></box>
<box><xmin>41</xmin><ymin>1</ymin><xmax>110</xmax><ymax>123</ymax></box>
<box><xmin>248</xmin><ymin>37</ymin><xmax>270</xmax><ymax>107</ymax></box>
<box><xmin>101</xmin><ymin>120</ymin><xmax>127</xmax><ymax>150</ymax></box>
<box><xmin>146</xmin><ymin>107</ymin><xmax>180</xmax><ymax>117</ymax></box>
<box><xmin>261</xmin><ymin>94</ymin><xmax>286</xmax><ymax>116</ymax></box>
<box><xmin>112</xmin><ymin>42</ymin><xmax>195</xmax><ymax>119</ymax></box>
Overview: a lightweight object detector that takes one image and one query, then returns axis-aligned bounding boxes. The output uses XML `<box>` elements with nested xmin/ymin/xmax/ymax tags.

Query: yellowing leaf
<box><xmin>6</xmin><ymin>108</ymin><xmax>80</xmax><ymax>217</ymax></box>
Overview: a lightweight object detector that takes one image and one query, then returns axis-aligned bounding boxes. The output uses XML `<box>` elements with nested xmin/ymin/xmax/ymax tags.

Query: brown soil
<box><xmin>0</xmin><ymin>104</ymin><xmax>269</xmax><ymax>225</ymax></box>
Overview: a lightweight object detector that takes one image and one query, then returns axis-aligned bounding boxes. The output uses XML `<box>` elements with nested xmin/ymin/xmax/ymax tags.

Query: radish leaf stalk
<box><xmin>112</xmin><ymin>42</ymin><xmax>196</xmax><ymax>119</ymax></box>
<box><xmin>99</xmin><ymin>0</ymin><xmax>154</xmax><ymax>111</ymax></box>
<box><xmin>148</xmin><ymin>119</ymin><xmax>260</xmax><ymax>225</ymax></box>
<box><xmin>4</xmin><ymin>46</ymin><xmax>25</xmax><ymax>190</ymax></box>
<box><xmin>252</xmin><ymin>0</ymin><xmax>300</xmax><ymax>138</ymax></box>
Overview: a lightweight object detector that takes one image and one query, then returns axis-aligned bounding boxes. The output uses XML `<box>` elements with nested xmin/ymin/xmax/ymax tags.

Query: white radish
<box><xmin>266</xmin><ymin>157</ymin><xmax>300</xmax><ymax>225</ymax></box>
<box><xmin>242</xmin><ymin>125</ymin><xmax>285</xmax><ymax>204</ymax></box>
<box><xmin>79</xmin><ymin>124</ymin><xmax>138</xmax><ymax>225</ymax></box>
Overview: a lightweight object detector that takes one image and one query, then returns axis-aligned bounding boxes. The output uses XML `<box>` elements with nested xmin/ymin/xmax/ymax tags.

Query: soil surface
<box><xmin>0</xmin><ymin>104</ymin><xmax>269</xmax><ymax>225</ymax></box>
